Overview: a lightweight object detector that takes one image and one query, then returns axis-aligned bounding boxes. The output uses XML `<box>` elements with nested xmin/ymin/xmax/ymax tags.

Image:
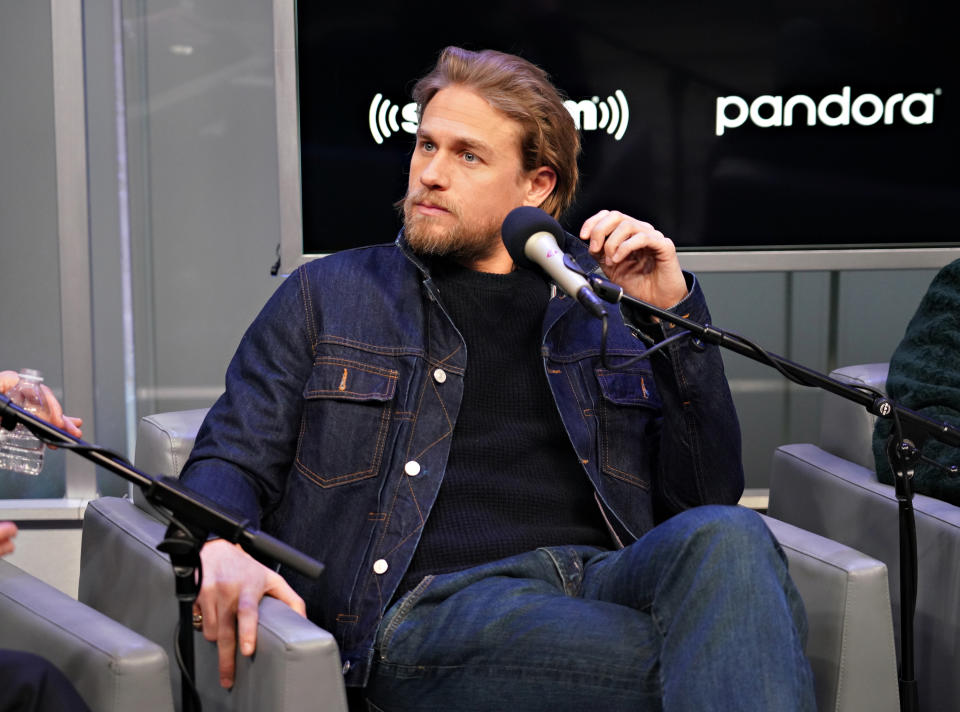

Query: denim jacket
<box><xmin>181</xmin><ymin>230</ymin><xmax>743</xmax><ymax>686</ymax></box>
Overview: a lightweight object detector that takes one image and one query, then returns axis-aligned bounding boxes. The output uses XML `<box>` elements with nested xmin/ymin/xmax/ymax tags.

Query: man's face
<box><xmin>403</xmin><ymin>85</ymin><xmax>537</xmax><ymax>268</ymax></box>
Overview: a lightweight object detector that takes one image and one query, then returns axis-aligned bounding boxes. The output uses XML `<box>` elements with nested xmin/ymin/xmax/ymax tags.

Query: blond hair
<box><xmin>412</xmin><ymin>46</ymin><xmax>580</xmax><ymax>218</ymax></box>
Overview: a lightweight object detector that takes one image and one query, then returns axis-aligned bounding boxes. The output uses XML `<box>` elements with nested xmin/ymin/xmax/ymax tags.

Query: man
<box><xmin>182</xmin><ymin>47</ymin><xmax>814</xmax><ymax>710</ymax></box>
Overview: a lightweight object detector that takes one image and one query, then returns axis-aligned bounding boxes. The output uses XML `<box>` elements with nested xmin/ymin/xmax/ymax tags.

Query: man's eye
<box><xmin>421</xmin><ymin>141</ymin><xmax>435</xmax><ymax>152</ymax></box>
<box><xmin>463</xmin><ymin>152</ymin><xmax>477</xmax><ymax>163</ymax></box>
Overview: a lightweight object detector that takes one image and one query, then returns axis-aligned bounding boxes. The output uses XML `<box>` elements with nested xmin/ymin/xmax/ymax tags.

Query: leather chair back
<box><xmin>769</xmin><ymin>362</ymin><xmax>960</xmax><ymax>712</ymax></box>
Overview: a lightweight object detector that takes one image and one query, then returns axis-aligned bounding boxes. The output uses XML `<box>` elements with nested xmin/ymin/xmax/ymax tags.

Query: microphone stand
<box><xmin>590</xmin><ymin>275</ymin><xmax>960</xmax><ymax>712</ymax></box>
<box><xmin>0</xmin><ymin>395</ymin><xmax>325</xmax><ymax>712</ymax></box>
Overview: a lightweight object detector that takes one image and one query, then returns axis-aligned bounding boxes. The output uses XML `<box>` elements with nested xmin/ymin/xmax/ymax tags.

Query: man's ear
<box><xmin>523</xmin><ymin>167</ymin><xmax>557</xmax><ymax>209</ymax></box>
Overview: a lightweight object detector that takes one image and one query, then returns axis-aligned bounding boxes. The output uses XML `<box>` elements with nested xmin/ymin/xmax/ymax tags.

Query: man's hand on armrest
<box><xmin>195</xmin><ymin>538</ymin><xmax>306</xmax><ymax>689</ymax></box>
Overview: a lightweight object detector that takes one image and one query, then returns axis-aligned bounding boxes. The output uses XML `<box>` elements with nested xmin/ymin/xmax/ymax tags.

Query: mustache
<box><xmin>401</xmin><ymin>189</ymin><xmax>458</xmax><ymax>217</ymax></box>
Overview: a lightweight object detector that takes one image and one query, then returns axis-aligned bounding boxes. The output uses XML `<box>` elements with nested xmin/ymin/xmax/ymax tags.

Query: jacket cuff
<box><xmin>620</xmin><ymin>271</ymin><xmax>706</xmax><ymax>341</ymax></box>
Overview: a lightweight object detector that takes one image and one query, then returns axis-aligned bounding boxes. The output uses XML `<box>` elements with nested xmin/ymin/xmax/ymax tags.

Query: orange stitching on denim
<box><xmin>379</xmin><ymin>377</ymin><xmax>430</xmax><ymax>543</ymax></box>
<box><xmin>562</xmin><ymin>365</ymin><xmax>590</xmax><ymax>428</ymax></box>
<box><xmin>295</xmin><ymin>461</ymin><xmax>375</xmax><ymax>488</ymax></box>
<box><xmin>598</xmin><ymin>398</ymin><xmax>650</xmax><ymax>489</ymax></box>
<box><xmin>603</xmin><ymin>467</ymin><xmax>651</xmax><ymax>489</ymax></box>
<box><xmin>310</xmin><ymin>357</ymin><xmax>399</xmax><ymax>379</ymax></box>
<box><xmin>294</xmin><ymin>399</ymin><xmax>393</xmax><ymax>488</ymax></box>
<box><xmin>376</xmin><ymin>477</ymin><xmax>427</xmax><ymax>559</ymax></box>
<box><xmin>299</xmin><ymin>268</ymin><xmax>319</xmax><ymax>353</ymax></box>
<box><xmin>335</xmin><ymin>614</ymin><xmax>358</xmax><ymax>624</ymax></box>
<box><xmin>377</xmin><ymin>369</ymin><xmax>452</xmax><ymax>553</ymax></box>
<box><xmin>434</xmin><ymin>343</ymin><xmax>464</xmax><ymax>368</ymax></box>
<box><xmin>395</xmin><ymin>475</ymin><xmax>427</xmax><ymax>548</ymax></box>
<box><xmin>402</xmin><ymin>368</ymin><xmax>453</xmax><ymax>463</ymax></box>
<box><xmin>378</xmin><ymin>378</ymin><xmax>428</xmax><ymax>544</ymax></box>
<box><xmin>375</xmin><ymin>572</ymin><xmax>384</xmax><ymax>617</ymax></box>
<box><xmin>368</xmin><ymin>512</ymin><xmax>386</xmax><ymax>521</ymax></box>
<box><xmin>306</xmin><ymin>390</ymin><xmax>392</xmax><ymax>400</ymax></box>
<box><xmin>407</xmin><ymin>465</ymin><xmax>424</xmax><ymax>521</ymax></box>
<box><xmin>318</xmin><ymin>334</ymin><xmax>421</xmax><ymax>356</ymax></box>
<box><xmin>305</xmin><ymin>358</ymin><xmax>399</xmax><ymax>400</ymax></box>
<box><xmin>316</xmin><ymin>336</ymin><xmax>465</xmax><ymax>373</ymax></box>
<box><xmin>374</xmin><ymin>462</ymin><xmax>425</xmax><ymax>559</ymax></box>
<box><xmin>684</xmin><ymin>411</ymin><xmax>705</xmax><ymax>500</ymax></box>
<box><xmin>410</xmin><ymin>378</ymin><xmax>453</xmax><ymax>461</ymax></box>
<box><xmin>402</xmin><ymin>373</ymin><xmax>428</xmax><ymax>464</ymax></box>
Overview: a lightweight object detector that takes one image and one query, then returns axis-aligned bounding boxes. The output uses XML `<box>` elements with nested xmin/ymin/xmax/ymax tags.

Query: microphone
<box><xmin>501</xmin><ymin>206</ymin><xmax>608</xmax><ymax>319</ymax></box>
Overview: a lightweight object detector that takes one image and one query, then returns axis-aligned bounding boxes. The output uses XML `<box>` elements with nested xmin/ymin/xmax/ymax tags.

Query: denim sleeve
<box><xmin>180</xmin><ymin>266</ymin><xmax>317</xmax><ymax>528</ymax></box>
<box><xmin>621</xmin><ymin>272</ymin><xmax>744</xmax><ymax>519</ymax></box>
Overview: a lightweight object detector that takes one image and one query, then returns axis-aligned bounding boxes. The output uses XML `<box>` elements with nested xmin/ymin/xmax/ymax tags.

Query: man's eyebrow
<box><xmin>416</xmin><ymin>129</ymin><xmax>495</xmax><ymax>156</ymax></box>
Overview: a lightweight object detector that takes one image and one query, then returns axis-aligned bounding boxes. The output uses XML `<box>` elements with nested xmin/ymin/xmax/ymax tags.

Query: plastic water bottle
<box><xmin>0</xmin><ymin>369</ymin><xmax>48</xmax><ymax>475</ymax></box>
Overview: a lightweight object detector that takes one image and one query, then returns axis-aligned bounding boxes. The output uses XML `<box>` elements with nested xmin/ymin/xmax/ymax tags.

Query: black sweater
<box><xmin>397</xmin><ymin>260</ymin><xmax>611</xmax><ymax>597</ymax></box>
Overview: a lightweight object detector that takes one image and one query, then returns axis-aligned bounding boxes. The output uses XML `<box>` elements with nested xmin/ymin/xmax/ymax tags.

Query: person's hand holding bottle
<box><xmin>1</xmin><ymin>368</ymin><xmax>83</xmax><ymax>557</ymax></box>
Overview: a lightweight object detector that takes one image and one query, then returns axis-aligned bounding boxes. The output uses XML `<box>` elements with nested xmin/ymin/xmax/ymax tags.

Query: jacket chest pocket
<box><xmin>596</xmin><ymin>367</ymin><xmax>661</xmax><ymax>489</ymax></box>
<box><xmin>295</xmin><ymin>357</ymin><xmax>398</xmax><ymax>488</ymax></box>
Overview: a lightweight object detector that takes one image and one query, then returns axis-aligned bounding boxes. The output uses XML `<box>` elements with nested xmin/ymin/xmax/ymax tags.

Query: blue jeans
<box><xmin>363</xmin><ymin>506</ymin><xmax>815</xmax><ymax>712</ymax></box>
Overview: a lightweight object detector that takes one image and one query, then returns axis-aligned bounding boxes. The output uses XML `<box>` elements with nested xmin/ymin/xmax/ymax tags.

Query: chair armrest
<box><xmin>769</xmin><ymin>443</ymin><xmax>960</xmax><ymax>712</ymax></box>
<box><xmin>759</xmin><ymin>514</ymin><xmax>898</xmax><ymax>712</ymax></box>
<box><xmin>1</xmin><ymin>557</ymin><xmax>174</xmax><ymax>712</ymax></box>
<box><xmin>769</xmin><ymin>443</ymin><xmax>960</xmax><ymax>567</ymax></box>
<box><xmin>80</xmin><ymin>497</ymin><xmax>349</xmax><ymax>712</ymax></box>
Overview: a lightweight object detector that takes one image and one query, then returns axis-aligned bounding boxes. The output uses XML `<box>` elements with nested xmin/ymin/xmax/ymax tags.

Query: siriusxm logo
<box><xmin>563</xmin><ymin>91</ymin><xmax>630</xmax><ymax>140</ymax></box>
<box><xmin>716</xmin><ymin>86</ymin><xmax>940</xmax><ymax>136</ymax></box>
<box><xmin>368</xmin><ymin>94</ymin><xmax>420</xmax><ymax>144</ymax></box>
<box><xmin>368</xmin><ymin>90</ymin><xmax>630</xmax><ymax>144</ymax></box>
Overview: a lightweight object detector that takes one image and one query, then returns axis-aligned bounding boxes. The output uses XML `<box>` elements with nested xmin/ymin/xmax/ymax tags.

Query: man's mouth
<box><xmin>414</xmin><ymin>201</ymin><xmax>451</xmax><ymax>216</ymax></box>
<box><xmin>406</xmin><ymin>189</ymin><xmax>455</xmax><ymax>218</ymax></box>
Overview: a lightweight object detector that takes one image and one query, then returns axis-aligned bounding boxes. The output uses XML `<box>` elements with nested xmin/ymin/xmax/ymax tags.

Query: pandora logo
<box><xmin>715</xmin><ymin>86</ymin><xmax>940</xmax><ymax>136</ymax></box>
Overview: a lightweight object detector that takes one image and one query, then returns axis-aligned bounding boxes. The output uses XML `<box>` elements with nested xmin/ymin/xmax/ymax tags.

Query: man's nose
<box><xmin>419</xmin><ymin>154</ymin><xmax>449</xmax><ymax>190</ymax></box>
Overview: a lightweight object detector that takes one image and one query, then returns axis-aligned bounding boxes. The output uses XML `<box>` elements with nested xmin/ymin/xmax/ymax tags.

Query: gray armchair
<box><xmin>769</xmin><ymin>362</ymin><xmax>960</xmax><ymax>711</ymax></box>
<box><xmin>1</xmin><ymin>556</ymin><xmax>174</xmax><ymax>712</ymax></box>
<box><xmin>78</xmin><ymin>409</ymin><xmax>349</xmax><ymax>712</ymax></box>
<box><xmin>82</xmin><ymin>408</ymin><xmax>898</xmax><ymax>712</ymax></box>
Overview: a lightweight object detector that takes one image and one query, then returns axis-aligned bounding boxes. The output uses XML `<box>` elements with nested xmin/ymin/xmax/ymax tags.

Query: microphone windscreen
<box><xmin>501</xmin><ymin>206</ymin><xmax>565</xmax><ymax>270</ymax></box>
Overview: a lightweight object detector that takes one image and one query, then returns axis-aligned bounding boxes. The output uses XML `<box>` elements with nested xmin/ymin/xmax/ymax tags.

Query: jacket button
<box><xmin>404</xmin><ymin>460</ymin><xmax>421</xmax><ymax>476</ymax></box>
<box><xmin>433</xmin><ymin>368</ymin><xmax>447</xmax><ymax>384</ymax></box>
<box><xmin>373</xmin><ymin>559</ymin><xmax>389</xmax><ymax>575</ymax></box>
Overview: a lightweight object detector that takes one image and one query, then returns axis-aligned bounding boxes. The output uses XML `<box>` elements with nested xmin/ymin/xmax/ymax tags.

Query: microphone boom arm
<box><xmin>596</xmin><ymin>276</ymin><xmax>956</xmax><ymax>712</ymax></box>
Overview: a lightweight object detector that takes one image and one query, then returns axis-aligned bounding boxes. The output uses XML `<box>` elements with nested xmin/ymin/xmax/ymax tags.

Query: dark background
<box><xmin>296</xmin><ymin>0</ymin><xmax>956</xmax><ymax>254</ymax></box>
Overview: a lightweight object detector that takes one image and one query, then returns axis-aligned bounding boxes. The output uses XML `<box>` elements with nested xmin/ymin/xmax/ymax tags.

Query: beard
<box><xmin>401</xmin><ymin>188</ymin><xmax>505</xmax><ymax>264</ymax></box>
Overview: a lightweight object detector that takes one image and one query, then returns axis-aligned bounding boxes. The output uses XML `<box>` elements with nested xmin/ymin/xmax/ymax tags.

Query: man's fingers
<box><xmin>265</xmin><ymin>573</ymin><xmax>307</xmax><ymax>617</ymax></box>
<box><xmin>198</xmin><ymin>597</ymin><xmax>219</xmax><ymax>642</ymax></box>
<box><xmin>579</xmin><ymin>209</ymin><xmax>611</xmax><ymax>243</ymax></box>
<box><xmin>608</xmin><ymin>232</ymin><xmax>666</xmax><ymax>264</ymax></box>
<box><xmin>236</xmin><ymin>592</ymin><xmax>260</xmax><ymax>657</ymax></box>
<box><xmin>193</xmin><ymin>540</ymin><xmax>304</xmax><ymax>690</ymax></box>
<box><xmin>217</xmin><ymin>609</ymin><xmax>239</xmax><ymax>689</ymax></box>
